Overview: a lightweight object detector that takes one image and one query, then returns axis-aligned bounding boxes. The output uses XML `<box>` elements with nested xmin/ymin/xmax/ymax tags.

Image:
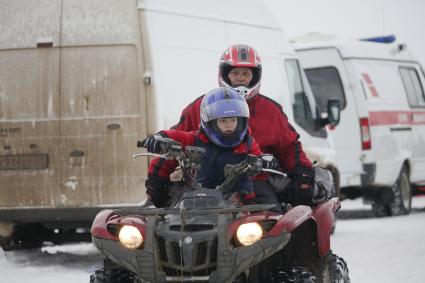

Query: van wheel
<box><xmin>389</xmin><ymin>166</ymin><xmax>412</xmax><ymax>215</ymax></box>
<box><xmin>1</xmin><ymin>224</ymin><xmax>48</xmax><ymax>250</ymax></box>
<box><xmin>372</xmin><ymin>166</ymin><xmax>412</xmax><ymax>217</ymax></box>
<box><xmin>371</xmin><ymin>203</ymin><xmax>390</xmax><ymax>217</ymax></box>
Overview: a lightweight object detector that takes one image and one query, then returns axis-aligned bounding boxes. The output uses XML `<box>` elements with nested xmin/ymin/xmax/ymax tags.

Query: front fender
<box><xmin>264</xmin><ymin>198</ymin><xmax>339</xmax><ymax>257</ymax></box>
<box><xmin>91</xmin><ymin>209</ymin><xmax>116</xmax><ymax>240</ymax></box>
<box><xmin>312</xmin><ymin>197</ymin><xmax>340</xmax><ymax>256</ymax></box>
<box><xmin>267</xmin><ymin>205</ymin><xmax>313</xmax><ymax>236</ymax></box>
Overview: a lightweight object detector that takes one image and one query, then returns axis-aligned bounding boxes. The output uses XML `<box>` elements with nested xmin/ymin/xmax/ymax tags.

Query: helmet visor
<box><xmin>201</xmin><ymin>99</ymin><xmax>249</xmax><ymax>123</ymax></box>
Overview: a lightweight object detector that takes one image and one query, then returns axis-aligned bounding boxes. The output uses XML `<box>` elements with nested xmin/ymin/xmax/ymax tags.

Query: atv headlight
<box><xmin>118</xmin><ymin>225</ymin><xmax>143</xmax><ymax>249</ymax></box>
<box><xmin>236</xmin><ymin>222</ymin><xmax>263</xmax><ymax>246</ymax></box>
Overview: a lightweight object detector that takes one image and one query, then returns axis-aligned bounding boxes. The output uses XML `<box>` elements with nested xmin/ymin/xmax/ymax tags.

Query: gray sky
<box><xmin>265</xmin><ymin>0</ymin><xmax>425</xmax><ymax>67</ymax></box>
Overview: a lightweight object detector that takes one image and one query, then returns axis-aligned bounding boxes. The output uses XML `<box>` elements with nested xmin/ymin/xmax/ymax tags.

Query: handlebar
<box><xmin>132</xmin><ymin>152</ymin><xmax>167</xmax><ymax>159</ymax></box>
<box><xmin>135</xmin><ymin>139</ymin><xmax>288</xmax><ymax>195</ymax></box>
<box><xmin>215</xmin><ymin>154</ymin><xmax>288</xmax><ymax>194</ymax></box>
<box><xmin>262</xmin><ymin>168</ymin><xmax>287</xmax><ymax>177</ymax></box>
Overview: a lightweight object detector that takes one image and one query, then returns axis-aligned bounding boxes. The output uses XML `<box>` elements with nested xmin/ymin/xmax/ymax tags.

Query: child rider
<box><xmin>141</xmin><ymin>87</ymin><xmax>277</xmax><ymax>206</ymax></box>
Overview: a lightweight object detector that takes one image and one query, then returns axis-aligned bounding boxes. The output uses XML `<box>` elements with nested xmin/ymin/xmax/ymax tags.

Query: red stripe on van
<box><xmin>368</xmin><ymin>86</ymin><xmax>379</xmax><ymax>97</ymax></box>
<box><xmin>361</xmin><ymin>73</ymin><xmax>373</xmax><ymax>84</ymax></box>
<box><xmin>369</xmin><ymin>111</ymin><xmax>425</xmax><ymax>126</ymax></box>
<box><xmin>361</xmin><ymin>73</ymin><xmax>379</xmax><ymax>97</ymax></box>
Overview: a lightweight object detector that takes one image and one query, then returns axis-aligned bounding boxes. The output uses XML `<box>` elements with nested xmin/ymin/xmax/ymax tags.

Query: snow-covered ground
<box><xmin>332</xmin><ymin>196</ymin><xmax>425</xmax><ymax>283</ymax></box>
<box><xmin>0</xmin><ymin>242</ymin><xmax>102</xmax><ymax>283</ymax></box>
<box><xmin>1</xmin><ymin>196</ymin><xmax>425</xmax><ymax>283</ymax></box>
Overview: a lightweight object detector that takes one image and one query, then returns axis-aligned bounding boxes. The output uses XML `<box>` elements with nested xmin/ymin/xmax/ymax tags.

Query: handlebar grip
<box><xmin>137</xmin><ymin>141</ymin><xmax>145</xmax><ymax>148</ymax></box>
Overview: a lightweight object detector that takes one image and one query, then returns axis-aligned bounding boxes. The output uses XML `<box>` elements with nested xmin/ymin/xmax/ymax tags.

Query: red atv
<box><xmin>90</xmin><ymin>142</ymin><xmax>349</xmax><ymax>283</ymax></box>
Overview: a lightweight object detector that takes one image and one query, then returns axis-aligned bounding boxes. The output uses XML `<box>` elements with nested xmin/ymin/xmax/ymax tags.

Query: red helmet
<box><xmin>218</xmin><ymin>44</ymin><xmax>262</xmax><ymax>100</ymax></box>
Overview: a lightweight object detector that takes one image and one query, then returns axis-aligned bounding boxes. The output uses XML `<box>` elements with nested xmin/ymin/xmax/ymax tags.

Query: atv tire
<box><xmin>248</xmin><ymin>263</ymin><xmax>315</xmax><ymax>283</ymax></box>
<box><xmin>90</xmin><ymin>259</ymin><xmax>135</xmax><ymax>283</ymax></box>
<box><xmin>277</xmin><ymin>266</ymin><xmax>316</xmax><ymax>283</ymax></box>
<box><xmin>329</xmin><ymin>254</ymin><xmax>350</xmax><ymax>283</ymax></box>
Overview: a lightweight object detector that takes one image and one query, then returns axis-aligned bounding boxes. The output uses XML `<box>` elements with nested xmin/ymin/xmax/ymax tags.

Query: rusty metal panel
<box><xmin>60</xmin><ymin>46</ymin><xmax>140</xmax><ymax>117</ymax></box>
<box><xmin>0</xmin><ymin>48</ymin><xmax>60</xmax><ymax>208</ymax></box>
<box><xmin>0</xmin><ymin>154</ymin><xmax>48</xmax><ymax>170</ymax></box>
<box><xmin>0</xmin><ymin>49</ymin><xmax>60</xmax><ymax>120</ymax></box>
<box><xmin>59</xmin><ymin>45</ymin><xmax>146</xmax><ymax>205</ymax></box>
<box><xmin>61</xmin><ymin>0</ymin><xmax>140</xmax><ymax>47</ymax></box>
<box><xmin>0</xmin><ymin>0</ymin><xmax>61</xmax><ymax>49</ymax></box>
<box><xmin>59</xmin><ymin>134</ymin><xmax>146</xmax><ymax>206</ymax></box>
<box><xmin>0</xmin><ymin>136</ymin><xmax>60</xmax><ymax>207</ymax></box>
<box><xmin>0</xmin><ymin>0</ymin><xmax>148</xmax><ymax>213</ymax></box>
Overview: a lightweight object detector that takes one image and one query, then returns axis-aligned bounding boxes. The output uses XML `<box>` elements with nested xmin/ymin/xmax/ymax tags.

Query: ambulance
<box><xmin>0</xmin><ymin>0</ymin><xmax>339</xmax><ymax>248</ymax></box>
<box><xmin>294</xmin><ymin>34</ymin><xmax>425</xmax><ymax>216</ymax></box>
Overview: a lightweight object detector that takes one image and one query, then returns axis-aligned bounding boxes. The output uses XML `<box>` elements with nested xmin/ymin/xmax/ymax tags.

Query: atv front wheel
<box><xmin>275</xmin><ymin>266</ymin><xmax>316</xmax><ymax>283</ymax></box>
<box><xmin>329</xmin><ymin>254</ymin><xmax>350</xmax><ymax>283</ymax></box>
<box><xmin>90</xmin><ymin>259</ymin><xmax>135</xmax><ymax>283</ymax></box>
<box><xmin>248</xmin><ymin>263</ymin><xmax>316</xmax><ymax>283</ymax></box>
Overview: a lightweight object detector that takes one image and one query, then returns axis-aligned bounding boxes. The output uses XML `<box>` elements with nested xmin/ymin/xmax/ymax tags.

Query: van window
<box><xmin>285</xmin><ymin>59</ymin><xmax>321</xmax><ymax>136</ymax></box>
<box><xmin>304</xmin><ymin>67</ymin><xmax>346</xmax><ymax>111</ymax></box>
<box><xmin>399</xmin><ymin>67</ymin><xmax>425</xmax><ymax>107</ymax></box>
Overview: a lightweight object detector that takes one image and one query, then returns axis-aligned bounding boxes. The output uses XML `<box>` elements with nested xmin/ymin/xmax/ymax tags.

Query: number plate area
<box><xmin>0</xmin><ymin>154</ymin><xmax>49</xmax><ymax>170</ymax></box>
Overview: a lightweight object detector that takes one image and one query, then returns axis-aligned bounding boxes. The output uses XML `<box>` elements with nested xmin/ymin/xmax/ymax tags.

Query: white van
<box><xmin>294</xmin><ymin>35</ymin><xmax>425</xmax><ymax>216</ymax></box>
<box><xmin>0</xmin><ymin>0</ymin><xmax>338</xmax><ymax>248</ymax></box>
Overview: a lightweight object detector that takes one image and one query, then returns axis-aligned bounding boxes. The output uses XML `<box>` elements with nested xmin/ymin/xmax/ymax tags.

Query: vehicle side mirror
<box><xmin>320</xmin><ymin>98</ymin><xmax>341</xmax><ymax>127</ymax></box>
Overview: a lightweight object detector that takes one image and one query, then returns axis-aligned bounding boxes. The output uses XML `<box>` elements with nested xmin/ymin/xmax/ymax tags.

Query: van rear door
<box><xmin>0</xmin><ymin>0</ymin><xmax>62</xmax><ymax>209</ymax></box>
<box><xmin>297</xmin><ymin>48</ymin><xmax>364</xmax><ymax>186</ymax></box>
<box><xmin>399</xmin><ymin>64</ymin><xmax>425</xmax><ymax>182</ymax></box>
<box><xmin>57</xmin><ymin>0</ymin><xmax>146</xmax><ymax>207</ymax></box>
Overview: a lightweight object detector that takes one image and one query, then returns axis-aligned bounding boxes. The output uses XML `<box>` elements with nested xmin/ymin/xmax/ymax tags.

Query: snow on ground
<box><xmin>0</xmin><ymin>242</ymin><xmax>103</xmax><ymax>283</ymax></box>
<box><xmin>0</xmin><ymin>196</ymin><xmax>424</xmax><ymax>283</ymax></box>
<box><xmin>332</xmin><ymin>196</ymin><xmax>425</xmax><ymax>283</ymax></box>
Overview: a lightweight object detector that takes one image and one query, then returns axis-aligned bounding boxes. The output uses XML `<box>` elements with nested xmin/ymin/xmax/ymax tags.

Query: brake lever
<box><xmin>132</xmin><ymin>152</ymin><xmax>166</xmax><ymax>159</ymax></box>
<box><xmin>262</xmin><ymin>168</ymin><xmax>287</xmax><ymax>177</ymax></box>
<box><xmin>132</xmin><ymin>146</ymin><xmax>181</xmax><ymax>160</ymax></box>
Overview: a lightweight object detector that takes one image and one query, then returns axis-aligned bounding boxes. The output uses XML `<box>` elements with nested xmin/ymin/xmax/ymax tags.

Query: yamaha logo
<box><xmin>184</xmin><ymin>236</ymin><xmax>193</xmax><ymax>244</ymax></box>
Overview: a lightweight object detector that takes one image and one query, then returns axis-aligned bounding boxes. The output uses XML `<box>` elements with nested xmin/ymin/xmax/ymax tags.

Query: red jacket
<box><xmin>172</xmin><ymin>94</ymin><xmax>312</xmax><ymax>172</ymax></box>
<box><xmin>160</xmin><ymin>129</ymin><xmax>262</xmax><ymax>156</ymax></box>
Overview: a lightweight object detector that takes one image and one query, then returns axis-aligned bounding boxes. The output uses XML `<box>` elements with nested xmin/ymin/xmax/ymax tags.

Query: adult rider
<box><xmin>146</xmin><ymin>44</ymin><xmax>315</xmax><ymax>209</ymax></box>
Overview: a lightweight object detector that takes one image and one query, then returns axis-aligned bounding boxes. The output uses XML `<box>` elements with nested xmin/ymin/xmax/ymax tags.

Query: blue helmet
<box><xmin>200</xmin><ymin>87</ymin><xmax>249</xmax><ymax>148</ymax></box>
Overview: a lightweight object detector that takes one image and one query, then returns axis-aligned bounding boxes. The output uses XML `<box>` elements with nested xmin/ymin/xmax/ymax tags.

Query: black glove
<box><xmin>244</xmin><ymin>155</ymin><xmax>263</xmax><ymax>176</ymax></box>
<box><xmin>145</xmin><ymin>175</ymin><xmax>170</xmax><ymax>207</ymax></box>
<box><xmin>287</xmin><ymin>166</ymin><xmax>315</xmax><ymax>184</ymax></box>
<box><xmin>139</xmin><ymin>132</ymin><xmax>170</xmax><ymax>153</ymax></box>
<box><xmin>260</xmin><ymin>154</ymin><xmax>280</xmax><ymax>170</ymax></box>
<box><xmin>282</xmin><ymin>167</ymin><xmax>315</xmax><ymax>206</ymax></box>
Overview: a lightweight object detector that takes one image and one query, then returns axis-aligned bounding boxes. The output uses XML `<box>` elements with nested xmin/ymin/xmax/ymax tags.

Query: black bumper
<box><xmin>93</xmin><ymin>214</ymin><xmax>291</xmax><ymax>283</ymax></box>
<box><xmin>0</xmin><ymin>205</ymin><xmax>140</xmax><ymax>227</ymax></box>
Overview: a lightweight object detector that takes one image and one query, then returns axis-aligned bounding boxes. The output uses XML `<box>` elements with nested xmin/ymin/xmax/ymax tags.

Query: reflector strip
<box><xmin>369</xmin><ymin>111</ymin><xmax>425</xmax><ymax>126</ymax></box>
<box><xmin>361</xmin><ymin>73</ymin><xmax>379</xmax><ymax>97</ymax></box>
